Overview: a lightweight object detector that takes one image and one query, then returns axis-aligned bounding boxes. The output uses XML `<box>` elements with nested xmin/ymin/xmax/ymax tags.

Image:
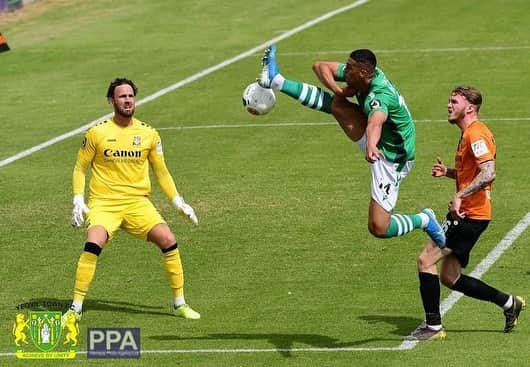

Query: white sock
<box><xmin>418</xmin><ymin>212</ymin><xmax>429</xmax><ymax>228</ymax></box>
<box><xmin>174</xmin><ymin>296</ymin><xmax>186</xmax><ymax>308</ymax></box>
<box><xmin>426</xmin><ymin>324</ymin><xmax>443</xmax><ymax>331</ymax></box>
<box><xmin>71</xmin><ymin>301</ymin><xmax>83</xmax><ymax>313</ymax></box>
<box><xmin>271</xmin><ymin>74</ymin><xmax>285</xmax><ymax>90</ymax></box>
<box><xmin>503</xmin><ymin>295</ymin><xmax>513</xmax><ymax>310</ymax></box>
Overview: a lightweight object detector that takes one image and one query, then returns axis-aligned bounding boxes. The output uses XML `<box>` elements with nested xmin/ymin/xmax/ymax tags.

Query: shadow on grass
<box><xmin>360</xmin><ymin>314</ymin><xmax>503</xmax><ymax>335</ymax></box>
<box><xmin>149</xmin><ymin>314</ymin><xmax>420</xmax><ymax>357</ymax></box>
<box><xmin>24</xmin><ymin>297</ymin><xmax>169</xmax><ymax>317</ymax></box>
<box><xmin>150</xmin><ymin>332</ymin><xmax>394</xmax><ymax>357</ymax></box>
<box><xmin>358</xmin><ymin>314</ymin><xmax>423</xmax><ymax>336</ymax></box>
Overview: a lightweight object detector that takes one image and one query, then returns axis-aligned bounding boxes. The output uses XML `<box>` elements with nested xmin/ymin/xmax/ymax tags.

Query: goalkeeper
<box><xmin>258</xmin><ymin>45</ymin><xmax>445</xmax><ymax>245</ymax></box>
<box><xmin>64</xmin><ymin>78</ymin><xmax>200</xmax><ymax>324</ymax></box>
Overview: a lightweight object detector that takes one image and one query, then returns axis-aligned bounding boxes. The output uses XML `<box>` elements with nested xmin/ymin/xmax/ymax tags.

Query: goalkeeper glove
<box><xmin>71</xmin><ymin>194</ymin><xmax>90</xmax><ymax>228</ymax></box>
<box><xmin>172</xmin><ymin>196</ymin><xmax>198</xmax><ymax>225</ymax></box>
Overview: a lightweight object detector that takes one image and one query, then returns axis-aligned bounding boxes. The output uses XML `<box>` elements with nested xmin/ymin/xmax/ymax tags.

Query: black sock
<box><xmin>451</xmin><ymin>274</ymin><xmax>510</xmax><ymax>308</ymax></box>
<box><xmin>419</xmin><ymin>272</ymin><xmax>442</xmax><ymax>326</ymax></box>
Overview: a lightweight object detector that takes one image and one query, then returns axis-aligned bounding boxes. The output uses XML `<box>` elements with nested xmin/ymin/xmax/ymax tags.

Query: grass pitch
<box><xmin>1</xmin><ymin>0</ymin><xmax>529</xmax><ymax>366</ymax></box>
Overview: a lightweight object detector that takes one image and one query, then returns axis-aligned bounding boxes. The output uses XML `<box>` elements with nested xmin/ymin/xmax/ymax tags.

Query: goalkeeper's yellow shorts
<box><xmin>87</xmin><ymin>197</ymin><xmax>166</xmax><ymax>241</ymax></box>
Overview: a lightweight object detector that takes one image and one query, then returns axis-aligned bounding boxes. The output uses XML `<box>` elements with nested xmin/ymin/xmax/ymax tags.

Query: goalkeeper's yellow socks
<box><xmin>162</xmin><ymin>245</ymin><xmax>201</xmax><ymax>319</ymax></box>
<box><xmin>280</xmin><ymin>79</ymin><xmax>333</xmax><ymax>113</ymax></box>
<box><xmin>384</xmin><ymin>213</ymin><xmax>426</xmax><ymax>238</ymax></box>
<box><xmin>72</xmin><ymin>242</ymin><xmax>102</xmax><ymax>312</ymax></box>
<box><xmin>162</xmin><ymin>245</ymin><xmax>185</xmax><ymax>303</ymax></box>
<box><xmin>162</xmin><ymin>244</ymin><xmax>201</xmax><ymax>320</ymax></box>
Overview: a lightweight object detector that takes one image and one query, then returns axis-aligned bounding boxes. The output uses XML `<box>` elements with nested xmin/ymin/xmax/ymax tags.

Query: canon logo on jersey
<box><xmin>103</xmin><ymin>149</ymin><xmax>142</xmax><ymax>158</ymax></box>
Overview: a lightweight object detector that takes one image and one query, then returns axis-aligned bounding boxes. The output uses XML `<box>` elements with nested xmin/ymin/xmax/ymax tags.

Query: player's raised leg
<box><xmin>331</xmin><ymin>94</ymin><xmax>367</xmax><ymax>142</ymax></box>
<box><xmin>368</xmin><ymin>199</ymin><xmax>427</xmax><ymax>238</ymax></box>
<box><xmin>258</xmin><ymin>44</ymin><xmax>334</xmax><ymax>113</ymax></box>
<box><xmin>368</xmin><ymin>201</ymin><xmax>445</xmax><ymax>246</ymax></box>
<box><xmin>421</xmin><ymin>208</ymin><xmax>446</xmax><ymax>247</ymax></box>
<box><xmin>258</xmin><ymin>44</ymin><xmax>368</xmax><ymax>143</ymax></box>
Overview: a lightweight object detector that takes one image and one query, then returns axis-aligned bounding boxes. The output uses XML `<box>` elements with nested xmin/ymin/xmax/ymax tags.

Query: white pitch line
<box><xmin>279</xmin><ymin>45</ymin><xmax>530</xmax><ymax>56</ymax></box>
<box><xmin>157</xmin><ymin>117</ymin><xmax>530</xmax><ymax>130</ymax></box>
<box><xmin>400</xmin><ymin>211</ymin><xmax>530</xmax><ymax>349</ymax></box>
<box><xmin>0</xmin><ymin>0</ymin><xmax>370</xmax><ymax>169</ymax></box>
<box><xmin>1</xmin><ymin>212</ymin><xmax>527</xmax><ymax>357</ymax></box>
<box><xmin>0</xmin><ymin>346</ymin><xmax>401</xmax><ymax>357</ymax></box>
<box><xmin>3</xmin><ymin>114</ymin><xmax>526</xmax><ymax>168</ymax></box>
<box><xmin>157</xmin><ymin>122</ymin><xmax>334</xmax><ymax>130</ymax></box>
<box><xmin>136</xmin><ymin>347</ymin><xmax>399</xmax><ymax>354</ymax></box>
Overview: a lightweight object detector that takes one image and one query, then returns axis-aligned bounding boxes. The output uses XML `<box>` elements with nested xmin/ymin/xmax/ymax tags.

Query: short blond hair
<box><xmin>452</xmin><ymin>86</ymin><xmax>482</xmax><ymax>112</ymax></box>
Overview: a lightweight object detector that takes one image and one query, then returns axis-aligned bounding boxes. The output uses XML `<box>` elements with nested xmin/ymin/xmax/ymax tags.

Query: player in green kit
<box><xmin>258</xmin><ymin>45</ymin><xmax>445</xmax><ymax>245</ymax></box>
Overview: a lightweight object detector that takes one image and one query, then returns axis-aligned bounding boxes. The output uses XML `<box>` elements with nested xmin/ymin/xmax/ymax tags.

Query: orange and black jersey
<box><xmin>455</xmin><ymin>120</ymin><xmax>495</xmax><ymax>220</ymax></box>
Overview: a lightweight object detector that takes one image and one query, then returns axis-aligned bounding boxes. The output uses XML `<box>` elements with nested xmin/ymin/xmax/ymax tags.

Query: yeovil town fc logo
<box><xmin>13</xmin><ymin>306</ymin><xmax>78</xmax><ymax>359</ymax></box>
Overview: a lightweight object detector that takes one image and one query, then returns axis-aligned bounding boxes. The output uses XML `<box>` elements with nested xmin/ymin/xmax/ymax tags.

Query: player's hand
<box><xmin>340</xmin><ymin>85</ymin><xmax>357</xmax><ymax>97</ymax></box>
<box><xmin>449</xmin><ymin>194</ymin><xmax>466</xmax><ymax>219</ymax></box>
<box><xmin>366</xmin><ymin>145</ymin><xmax>384</xmax><ymax>163</ymax></box>
<box><xmin>432</xmin><ymin>157</ymin><xmax>447</xmax><ymax>177</ymax></box>
<box><xmin>71</xmin><ymin>194</ymin><xmax>90</xmax><ymax>228</ymax></box>
<box><xmin>172</xmin><ymin>196</ymin><xmax>199</xmax><ymax>225</ymax></box>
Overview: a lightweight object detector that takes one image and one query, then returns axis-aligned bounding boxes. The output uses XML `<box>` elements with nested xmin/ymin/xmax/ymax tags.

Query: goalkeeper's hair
<box><xmin>350</xmin><ymin>49</ymin><xmax>377</xmax><ymax>73</ymax></box>
<box><xmin>452</xmin><ymin>85</ymin><xmax>482</xmax><ymax>112</ymax></box>
<box><xmin>106</xmin><ymin>77</ymin><xmax>138</xmax><ymax>99</ymax></box>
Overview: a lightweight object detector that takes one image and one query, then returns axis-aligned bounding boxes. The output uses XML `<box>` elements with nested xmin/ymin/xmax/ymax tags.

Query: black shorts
<box><xmin>442</xmin><ymin>213</ymin><xmax>490</xmax><ymax>268</ymax></box>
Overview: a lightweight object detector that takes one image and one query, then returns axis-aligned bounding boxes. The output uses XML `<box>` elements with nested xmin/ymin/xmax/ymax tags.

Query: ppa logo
<box><xmin>87</xmin><ymin>328</ymin><xmax>140</xmax><ymax>358</ymax></box>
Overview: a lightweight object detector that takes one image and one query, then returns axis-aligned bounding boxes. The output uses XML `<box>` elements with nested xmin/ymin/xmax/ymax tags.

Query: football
<box><xmin>242</xmin><ymin>82</ymin><xmax>276</xmax><ymax>115</ymax></box>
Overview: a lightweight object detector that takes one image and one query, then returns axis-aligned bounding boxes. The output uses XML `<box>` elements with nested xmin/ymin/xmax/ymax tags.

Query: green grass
<box><xmin>1</xmin><ymin>0</ymin><xmax>530</xmax><ymax>366</ymax></box>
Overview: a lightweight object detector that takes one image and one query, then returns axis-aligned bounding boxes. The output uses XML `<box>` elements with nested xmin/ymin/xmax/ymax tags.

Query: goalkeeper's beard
<box><xmin>116</xmin><ymin>105</ymin><xmax>135</xmax><ymax>118</ymax></box>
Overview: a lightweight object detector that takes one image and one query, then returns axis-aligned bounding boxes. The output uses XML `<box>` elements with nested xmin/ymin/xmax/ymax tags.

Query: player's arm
<box><xmin>456</xmin><ymin>160</ymin><xmax>495</xmax><ymax>199</ymax></box>
<box><xmin>457</xmin><ymin>131</ymin><xmax>496</xmax><ymax>197</ymax></box>
<box><xmin>365</xmin><ymin>110</ymin><xmax>386</xmax><ymax>163</ymax></box>
<box><xmin>449</xmin><ymin>160</ymin><xmax>495</xmax><ymax>218</ymax></box>
<box><xmin>72</xmin><ymin>144</ymin><xmax>92</xmax><ymax>195</ymax></box>
<box><xmin>149</xmin><ymin>137</ymin><xmax>198</xmax><ymax>225</ymax></box>
<box><xmin>312</xmin><ymin>61</ymin><xmax>347</xmax><ymax>95</ymax></box>
<box><xmin>150</xmin><ymin>152</ymin><xmax>179</xmax><ymax>200</ymax></box>
<box><xmin>71</xmin><ymin>134</ymin><xmax>94</xmax><ymax>227</ymax></box>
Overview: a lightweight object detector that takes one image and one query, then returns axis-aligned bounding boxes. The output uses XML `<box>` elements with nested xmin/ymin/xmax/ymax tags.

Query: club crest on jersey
<box><xmin>369</xmin><ymin>100</ymin><xmax>381</xmax><ymax>109</ymax></box>
<box><xmin>132</xmin><ymin>136</ymin><xmax>141</xmax><ymax>146</ymax></box>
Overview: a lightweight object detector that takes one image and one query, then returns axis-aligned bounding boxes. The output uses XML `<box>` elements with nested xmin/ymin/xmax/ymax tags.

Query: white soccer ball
<box><xmin>242</xmin><ymin>82</ymin><xmax>276</xmax><ymax>115</ymax></box>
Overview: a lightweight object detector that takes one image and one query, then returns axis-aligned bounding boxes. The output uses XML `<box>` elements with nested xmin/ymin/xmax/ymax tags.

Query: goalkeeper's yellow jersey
<box><xmin>73</xmin><ymin>118</ymin><xmax>179</xmax><ymax>201</ymax></box>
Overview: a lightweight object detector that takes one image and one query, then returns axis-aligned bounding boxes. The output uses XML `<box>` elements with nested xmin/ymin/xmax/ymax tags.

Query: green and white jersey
<box><xmin>337</xmin><ymin>65</ymin><xmax>416</xmax><ymax>165</ymax></box>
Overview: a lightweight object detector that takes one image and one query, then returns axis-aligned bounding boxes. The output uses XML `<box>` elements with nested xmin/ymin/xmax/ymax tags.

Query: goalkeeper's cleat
<box><xmin>422</xmin><ymin>208</ymin><xmax>446</xmax><ymax>247</ymax></box>
<box><xmin>504</xmin><ymin>296</ymin><xmax>526</xmax><ymax>332</ymax></box>
<box><xmin>258</xmin><ymin>44</ymin><xmax>279</xmax><ymax>88</ymax></box>
<box><xmin>61</xmin><ymin>307</ymin><xmax>82</xmax><ymax>328</ymax></box>
<box><xmin>173</xmin><ymin>304</ymin><xmax>200</xmax><ymax>320</ymax></box>
<box><xmin>403</xmin><ymin>325</ymin><xmax>446</xmax><ymax>341</ymax></box>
